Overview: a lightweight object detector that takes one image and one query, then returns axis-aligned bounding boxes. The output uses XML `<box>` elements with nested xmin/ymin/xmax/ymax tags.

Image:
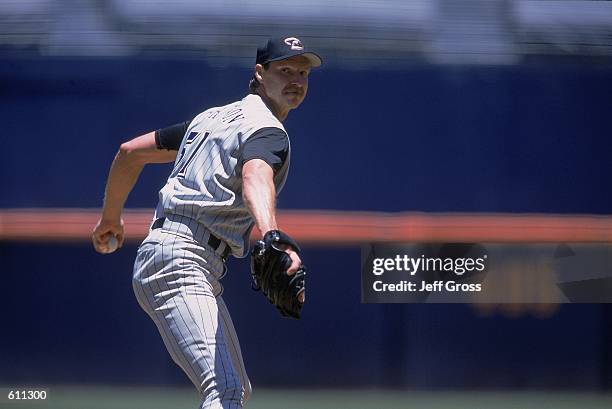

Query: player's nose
<box><xmin>289</xmin><ymin>81</ymin><xmax>306</xmax><ymax>95</ymax></box>
<box><xmin>290</xmin><ymin>74</ymin><xmax>307</xmax><ymax>87</ymax></box>
<box><xmin>288</xmin><ymin>81</ymin><xmax>303</xmax><ymax>91</ymax></box>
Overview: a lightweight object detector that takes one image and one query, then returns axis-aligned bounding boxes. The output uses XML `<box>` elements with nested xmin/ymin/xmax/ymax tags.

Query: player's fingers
<box><xmin>298</xmin><ymin>290</ymin><xmax>305</xmax><ymax>303</ymax></box>
<box><xmin>94</xmin><ymin>245</ymin><xmax>108</xmax><ymax>254</ymax></box>
<box><xmin>110</xmin><ymin>222</ymin><xmax>125</xmax><ymax>247</ymax></box>
<box><xmin>93</xmin><ymin>218</ymin><xmax>124</xmax><ymax>245</ymax></box>
<box><xmin>92</xmin><ymin>228</ymin><xmax>115</xmax><ymax>253</ymax></box>
<box><xmin>94</xmin><ymin>232</ymin><xmax>122</xmax><ymax>254</ymax></box>
<box><xmin>112</xmin><ymin>226</ymin><xmax>125</xmax><ymax>248</ymax></box>
<box><xmin>93</xmin><ymin>238</ymin><xmax>103</xmax><ymax>252</ymax></box>
<box><xmin>93</xmin><ymin>239</ymin><xmax>109</xmax><ymax>254</ymax></box>
<box><xmin>100</xmin><ymin>231</ymin><xmax>114</xmax><ymax>242</ymax></box>
<box><xmin>285</xmin><ymin>251</ymin><xmax>301</xmax><ymax>275</ymax></box>
<box><xmin>92</xmin><ymin>228</ymin><xmax>107</xmax><ymax>247</ymax></box>
<box><xmin>93</xmin><ymin>221</ymin><xmax>112</xmax><ymax>241</ymax></box>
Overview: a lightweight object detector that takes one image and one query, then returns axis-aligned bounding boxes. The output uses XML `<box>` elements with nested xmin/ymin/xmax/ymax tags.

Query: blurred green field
<box><xmin>2</xmin><ymin>386</ymin><xmax>612</xmax><ymax>409</ymax></box>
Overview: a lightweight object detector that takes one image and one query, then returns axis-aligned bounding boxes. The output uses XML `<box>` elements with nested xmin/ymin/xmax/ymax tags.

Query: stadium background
<box><xmin>1</xmin><ymin>1</ymin><xmax>611</xmax><ymax>407</ymax></box>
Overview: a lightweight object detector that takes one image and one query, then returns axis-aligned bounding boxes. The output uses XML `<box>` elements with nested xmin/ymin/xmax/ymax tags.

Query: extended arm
<box><xmin>243</xmin><ymin>159</ymin><xmax>305</xmax><ymax>306</ymax></box>
<box><xmin>92</xmin><ymin>131</ymin><xmax>177</xmax><ymax>253</ymax></box>
<box><xmin>242</xmin><ymin>159</ymin><xmax>278</xmax><ymax>235</ymax></box>
<box><xmin>240</xmin><ymin>127</ymin><xmax>290</xmax><ymax>236</ymax></box>
<box><xmin>242</xmin><ymin>159</ymin><xmax>302</xmax><ymax>280</ymax></box>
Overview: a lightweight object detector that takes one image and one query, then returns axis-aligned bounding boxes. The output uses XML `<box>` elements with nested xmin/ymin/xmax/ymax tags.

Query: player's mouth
<box><xmin>284</xmin><ymin>88</ymin><xmax>303</xmax><ymax>96</ymax></box>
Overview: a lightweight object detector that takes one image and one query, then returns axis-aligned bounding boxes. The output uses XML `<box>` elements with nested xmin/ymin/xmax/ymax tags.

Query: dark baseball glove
<box><xmin>250</xmin><ymin>230</ymin><xmax>306</xmax><ymax>319</ymax></box>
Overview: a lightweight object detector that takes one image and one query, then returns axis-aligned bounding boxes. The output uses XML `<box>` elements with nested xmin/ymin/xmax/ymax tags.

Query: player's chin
<box><xmin>287</xmin><ymin>99</ymin><xmax>303</xmax><ymax>109</ymax></box>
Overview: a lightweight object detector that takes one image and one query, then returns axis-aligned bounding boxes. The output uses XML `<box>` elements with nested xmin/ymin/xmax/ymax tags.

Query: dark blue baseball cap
<box><xmin>256</xmin><ymin>36</ymin><xmax>322</xmax><ymax>67</ymax></box>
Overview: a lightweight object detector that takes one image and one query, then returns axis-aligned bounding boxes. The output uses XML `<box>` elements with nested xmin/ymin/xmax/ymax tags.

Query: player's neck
<box><xmin>257</xmin><ymin>92</ymin><xmax>288</xmax><ymax>122</ymax></box>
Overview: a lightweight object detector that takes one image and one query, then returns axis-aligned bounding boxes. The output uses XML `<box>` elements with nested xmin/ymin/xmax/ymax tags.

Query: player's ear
<box><xmin>254</xmin><ymin>64</ymin><xmax>265</xmax><ymax>83</ymax></box>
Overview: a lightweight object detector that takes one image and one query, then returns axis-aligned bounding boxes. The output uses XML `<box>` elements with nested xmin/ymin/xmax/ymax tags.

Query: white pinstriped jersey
<box><xmin>154</xmin><ymin>94</ymin><xmax>291</xmax><ymax>257</ymax></box>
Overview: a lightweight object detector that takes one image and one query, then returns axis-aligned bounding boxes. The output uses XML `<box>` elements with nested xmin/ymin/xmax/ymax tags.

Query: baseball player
<box><xmin>92</xmin><ymin>36</ymin><xmax>321</xmax><ymax>408</ymax></box>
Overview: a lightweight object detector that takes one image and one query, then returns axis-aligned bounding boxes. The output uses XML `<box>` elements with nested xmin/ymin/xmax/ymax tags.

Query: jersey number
<box><xmin>177</xmin><ymin>131</ymin><xmax>210</xmax><ymax>178</ymax></box>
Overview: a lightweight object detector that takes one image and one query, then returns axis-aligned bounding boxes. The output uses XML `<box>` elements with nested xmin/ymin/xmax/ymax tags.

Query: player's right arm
<box><xmin>240</xmin><ymin>128</ymin><xmax>303</xmax><ymax>300</ymax></box>
<box><xmin>92</xmin><ymin>122</ymin><xmax>188</xmax><ymax>253</ymax></box>
<box><xmin>242</xmin><ymin>158</ymin><xmax>304</xmax><ymax>303</ymax></box>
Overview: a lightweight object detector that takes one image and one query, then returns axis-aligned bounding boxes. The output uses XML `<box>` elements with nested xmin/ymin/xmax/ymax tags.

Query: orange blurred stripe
<box><xmin>0</xmin><ymin>208</ymin><xmax>611</xmax><ymax>244</ymax></box>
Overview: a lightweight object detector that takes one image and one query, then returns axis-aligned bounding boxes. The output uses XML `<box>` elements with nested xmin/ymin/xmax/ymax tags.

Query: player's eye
<box><xmin>281</xmin><ymin>67</ymin><xmax>291</xmax><ymax>74</ymax></box>
<box><xmin>300</xmin><ymin>70</ymin><xmax>309</xmax><ymax>77</ymax></box>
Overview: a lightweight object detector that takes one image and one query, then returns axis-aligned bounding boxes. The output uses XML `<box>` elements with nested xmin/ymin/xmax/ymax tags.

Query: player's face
<box><xmin>257</xmin><ymin>55</ymin><xmax>312</xmax><ymax>120</ymax></box>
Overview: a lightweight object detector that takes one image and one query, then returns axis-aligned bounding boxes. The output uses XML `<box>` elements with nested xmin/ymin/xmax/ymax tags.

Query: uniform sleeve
<box><xmin>155</xmin><ymin>120</ymin><xmax>191</xmax><ymax>151</ymax></box>
<box><xmin>241</xmin><ymin>127</ymin><xmax>289</xmax><ymax>172</ymax></box>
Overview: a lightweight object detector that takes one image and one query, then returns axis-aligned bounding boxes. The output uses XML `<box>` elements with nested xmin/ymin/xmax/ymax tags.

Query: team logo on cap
<box><xmin>284</xmin><ymin>37</ymin><xmax>304</xmax><ymax>51</ymax></box>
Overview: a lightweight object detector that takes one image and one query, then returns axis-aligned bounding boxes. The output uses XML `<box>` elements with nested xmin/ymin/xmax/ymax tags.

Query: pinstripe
<box><xmin>190</xmin><ymin>247</ymin><xmax>208</xmax><ymax>337</ymax></box>
<box><xmin>160</xmin><ymin>238</ymin><xmax>206</xmax><ymax>389</ymax></box>
<box><xmin>133</xmin><ymin>231</ymin><xmax>247</xmax><ymax>408</ymax></box>
<box><xmin>133</xmin><ymin>243</ymin><xmax>185</xmax><ymax>373</ymax></box>
<box><xmin>134</xmin><ymin>242</ymin><xmax>199</xmax><ymax>388</ymax></box>
<box><xmin>217</xmin><ymin>297</ymin><xmax>251</xmax><ymax>401</ymax></box>
<box><xmin>166</xmin><ymin>235</ymin><xmax>220</xmax><ymax>397</ymax></box>
<box><xmin>154</xmin><ymin>94</ymin><xmax>289</xmax><ymax>257</ymax></box>
<box><xmin>134</xmin><ymin>93</ymin><xmax>293</xmax><ymax>408</ymax></box>
<box><xmin>152</xmin><ymin>238</ymin><xmax>204</xmax><ymax>388</ymax></box>
<box><xmin>201</xmin><ymin>285</ymin><xmax>235</xmax><ymax>405</ymax></box>
<box><xmin>178</xmin><ymin>244</ymin><xmax>232</xmax><ymax>400</ymax></box>
<box><xmin>167</xmin><ymin>238</ymin><xmax>200</xmax><ymax>377</ymax></box>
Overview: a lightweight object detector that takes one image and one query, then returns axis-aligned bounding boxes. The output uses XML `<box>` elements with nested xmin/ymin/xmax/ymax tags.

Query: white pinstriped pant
<box><xmin>132</xmin><ymin>228</ymin><xmax>251</xmax><ymax>409</ymax></box>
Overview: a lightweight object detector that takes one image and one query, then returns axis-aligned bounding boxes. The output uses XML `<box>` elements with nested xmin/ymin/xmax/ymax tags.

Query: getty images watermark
<box><xmin>361</xmin><ymin>243</ymin><xmax>612</xmax><ymax>303</ymax></box>
<box><xmin>371</xmin><ymin>253</ymin><xmax>487</xmax><ymax>293</ymax></box>
<box><xmin>362</xmin><ymin>243</ymin><xmax>490</xmax><ymax>302</ymax></box>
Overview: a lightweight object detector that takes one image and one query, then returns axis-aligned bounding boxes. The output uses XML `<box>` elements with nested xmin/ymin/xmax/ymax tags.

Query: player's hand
<box><xmin>250</xmin><ymin>230</ymin><xmax>306</xmax><ymax>318</ymax></box>
<box><xmin>92</xmin><ymin>218</ymin><xmax>125</xmax><ymax>254</ymax></box>
<box><xmin>276</xmin><ymin>244</ymin><xmax>305</xmax><ymax>303</ymax></box>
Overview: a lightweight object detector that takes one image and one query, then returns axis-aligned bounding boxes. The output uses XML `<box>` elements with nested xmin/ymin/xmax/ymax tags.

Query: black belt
<box><xmin>152</xmin><ymin>217</ymin><xmax>231</xmax><ymax>260</ymax></box>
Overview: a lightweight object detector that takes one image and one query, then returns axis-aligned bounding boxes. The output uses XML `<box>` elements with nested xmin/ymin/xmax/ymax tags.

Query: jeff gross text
<box><xmin>371</xmin><ymin>254</ymin><xmax>487</xmax><ymax>293</ymax></box>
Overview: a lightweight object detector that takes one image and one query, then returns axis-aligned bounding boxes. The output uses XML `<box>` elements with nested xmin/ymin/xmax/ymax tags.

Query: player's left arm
<box><xmin>92</xmin><ymin>124</ymin><xmax>184</xmax><ymax>253</ymax></box>
<box><xmin>242</xmin><ymin>159</ymin><xmax>279</xmax><ymax>235</ymax></box>
<box><xmin>242</xmin><ymin>159</ymin><xmax>301</xmax><ymax>277</ymax></box>
<box><xmin>243</xmin><ymin>159</ymin><xmax>306</xmax><ymax>305</ymax></box>
<box><xmin>240</xmin><ymin>127</ymin><xmax>304</xmax><ymax>303</ymax></box>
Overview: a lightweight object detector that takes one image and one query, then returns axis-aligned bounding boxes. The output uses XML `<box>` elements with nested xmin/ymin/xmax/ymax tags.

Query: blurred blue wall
<box><xmin>1</xmin><ymin>57</ymin><xmax>611</xmax><ymax>389</ymax></box>
<box><xmin>2</xmin><ymin>58</ymin><xmax>611</xmax><ymax>212</ymax></box>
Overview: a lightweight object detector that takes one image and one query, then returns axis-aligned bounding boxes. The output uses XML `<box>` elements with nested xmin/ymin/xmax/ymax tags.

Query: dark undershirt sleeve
<box><xmin>241</xmin><ymin>127</ymin><xmax>289</xmax><ymax>173</ymax></box>
<box><xmin>155</xmin><ymin>120</ymin><xmax>191</xmax><ymax>151</ymax></box>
